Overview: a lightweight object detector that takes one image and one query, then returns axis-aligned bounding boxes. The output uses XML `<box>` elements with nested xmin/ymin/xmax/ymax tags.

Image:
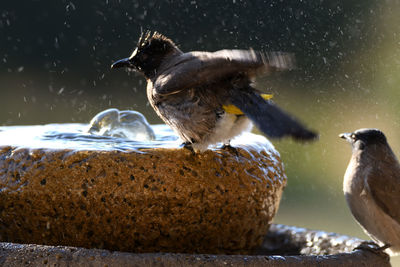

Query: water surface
<box><xmin>0</xmin><ymin>123</ymin><xmax>276</xmax><ymax>154</ymax></box>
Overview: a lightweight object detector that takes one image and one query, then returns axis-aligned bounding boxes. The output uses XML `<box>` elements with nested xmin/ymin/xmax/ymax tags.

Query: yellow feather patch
<box><xmin>223</xmin><ymin>94</ymin><xmax>273</xmax><ymax>115</ymax></box>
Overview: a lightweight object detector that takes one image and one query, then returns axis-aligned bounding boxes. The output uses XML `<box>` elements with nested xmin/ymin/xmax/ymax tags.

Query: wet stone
<box><xmin>0</xmin><ymin>124</ymin><xmax>287</xmax><ymax>254</ymax></box>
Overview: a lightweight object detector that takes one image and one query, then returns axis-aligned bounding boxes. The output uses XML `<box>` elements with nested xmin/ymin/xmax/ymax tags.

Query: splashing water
<box><xmin>0</xmin><ymin>109</ymin><xmax>277</xmax><ymax>153</ymax></box>
<box><xmin>87</xmin><ymin>108</ymin><xmax>156</xmax><ymax>141</ymax></box>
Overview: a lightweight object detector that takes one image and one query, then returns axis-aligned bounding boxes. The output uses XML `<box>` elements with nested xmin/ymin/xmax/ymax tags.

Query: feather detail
<box><xmin>223</xmin><ymin>94</ymin><xmax>273</xmax><ymax>115</ymax></box>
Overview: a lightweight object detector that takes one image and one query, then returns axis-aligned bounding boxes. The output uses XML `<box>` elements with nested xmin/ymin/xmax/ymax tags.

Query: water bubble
<box><xmin>87</xmin><ymin>108</ymin><xmax>156</xmax><ymax>141</ymax></box>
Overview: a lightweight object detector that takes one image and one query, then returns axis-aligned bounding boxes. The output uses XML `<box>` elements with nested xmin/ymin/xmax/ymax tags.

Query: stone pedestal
<box><xmin>0</xmin><ymin>124</ymin><xmax>286</xmax><ymax>254</ymax></box>
<box><xmin>0</xmin><ymin>224</ymin><xmax>391</xmax><ymax>267</ymax></box>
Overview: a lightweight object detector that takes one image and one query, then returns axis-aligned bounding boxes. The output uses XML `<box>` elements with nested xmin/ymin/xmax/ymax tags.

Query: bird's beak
<box><xmin>339</xmin><ymin>132</ymin><xmax>352</xmax><ymax>141</ymax></box>
<box><xmin>111</xmin><ymin>57</ymin><xmax>134</xmax><ymax>69</ymax></box>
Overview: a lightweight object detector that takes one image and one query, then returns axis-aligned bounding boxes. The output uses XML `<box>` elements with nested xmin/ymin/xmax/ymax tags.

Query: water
<box><xmin>0</xmin><ymin>123</ymin><xmax>178</xmax><ymax>152</ymax></box>
<box><xmin>87</xmin><ymin>108</ymin><xmax>156</xmax><ymax>141</ymax></box>
<box><xmin>0</xmin><ymin>123</ymin><xmax>277</xmax><ymax>154</ymax></box>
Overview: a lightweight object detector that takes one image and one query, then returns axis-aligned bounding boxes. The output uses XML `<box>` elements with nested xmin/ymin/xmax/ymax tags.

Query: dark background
<box><xmin>1</xmin><ymin>1</ymin><xmax>400</xmax><ymax>264</ymax></box>
<box><xmin>1</xmin><ymin>0</ymin><xmax>387</xmax><ymax>124</ymax></box>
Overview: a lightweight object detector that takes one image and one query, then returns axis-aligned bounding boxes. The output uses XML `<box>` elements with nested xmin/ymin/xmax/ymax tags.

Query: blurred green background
<box><xmin>1</xmin><ymin>0</ymin><xmax>400</xmax><ymax>264</ymax></box>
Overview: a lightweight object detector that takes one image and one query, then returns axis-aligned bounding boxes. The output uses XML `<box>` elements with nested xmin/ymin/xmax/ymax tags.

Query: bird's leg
<box><xmin>354</xmin><ymin>241</ymin><xmax>391</xmax><ymax>257</ymax></box>
<box><xmin>220</xmin><ymin>141</ymin><xmax>239</xmax><ymax>156</ymax></box>
<box><xmin>181</xmin><ymin>141</ymin><xmax>195</xmax><ymax>155</ymax></box>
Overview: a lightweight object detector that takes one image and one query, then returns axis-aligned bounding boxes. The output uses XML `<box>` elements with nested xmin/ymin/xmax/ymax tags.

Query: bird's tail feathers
<box><xmin>229</xmin><ymin>89</ymin><xmax>318</xmax><ymax>141</ymax></box>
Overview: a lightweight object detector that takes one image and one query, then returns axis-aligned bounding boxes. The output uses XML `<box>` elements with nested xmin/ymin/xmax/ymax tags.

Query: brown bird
<box><xmin>112</xmin><ymin>31</ymin><xmax>317</xmax><ymax>152</ymax></box>
<box><xmin>340</xmin><ymin>128</ymin><xmax>400</xmax><ymax>256</ymax></box>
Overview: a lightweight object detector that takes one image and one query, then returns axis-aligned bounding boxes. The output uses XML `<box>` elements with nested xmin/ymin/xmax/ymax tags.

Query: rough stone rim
<box><xmin>0</xmin><ymin>224</ymin><xmax>391</xmax><ymax>267</ymax></box>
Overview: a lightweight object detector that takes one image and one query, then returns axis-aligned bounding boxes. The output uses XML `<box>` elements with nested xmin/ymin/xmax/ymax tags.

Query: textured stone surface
<box><xmin>0</xmin><ymin>127</ymin><xmax>286</xmax><ymax>254</ymax></box>
<box><xmin>0</xmin><ymin>224</ymin><xmax>391</xmax><ymax>267</ymax></box>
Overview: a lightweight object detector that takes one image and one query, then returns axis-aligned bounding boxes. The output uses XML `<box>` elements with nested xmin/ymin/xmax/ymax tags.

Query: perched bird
<box><xmin>112</xmin><ymin>31</ymin><xmax>317</xmax><ymax>152</ymax></box>
<box><xmin>340</xmin><ymin>128</ymin><xmax>400</xmax><ymax>256</ymax></box>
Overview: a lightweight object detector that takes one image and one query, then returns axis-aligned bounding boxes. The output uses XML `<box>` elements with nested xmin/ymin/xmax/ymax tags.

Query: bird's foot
<box><xmin>220</xmin><ymin>143</ymin><xmax>239</xmax><ymax>156</ymax></box>
<box><xmin>354</xmin><ymin>241</ymin><xmax>390</xmax><ymax>258</ymax></box>
<box><xmin>181</xmin><ymin>142</ymin><xmax>196</xmax><ymax>155</ymax></box>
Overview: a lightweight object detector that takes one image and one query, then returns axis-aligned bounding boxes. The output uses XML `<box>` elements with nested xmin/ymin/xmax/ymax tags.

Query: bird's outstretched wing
<box><xmin>154</xmin><ymin>50</ymin><xmax>295</xmax><ymax>95</ymax></box>
<box><xmin>229</xmin><ymin>86</ymin><xmax>317</xmax><ymax>140</ymax></box>
<box><xmin>365</xmin><ymin>155</ymin><xmax>400</xmax><ymax>223</ymax></box>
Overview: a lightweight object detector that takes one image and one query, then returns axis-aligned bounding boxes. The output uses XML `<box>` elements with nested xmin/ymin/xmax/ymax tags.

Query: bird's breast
<box><xmin>343</xmin><ymin>156</ymin><xmax>366</xmax><ymax>196</ymax></box>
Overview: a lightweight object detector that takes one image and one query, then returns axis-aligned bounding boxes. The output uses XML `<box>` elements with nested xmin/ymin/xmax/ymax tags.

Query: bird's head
<box><xmin>340</xmin><ymin>128</ymin><xmax>388</xmax><ymax>151</ymax></box>
<box><xmin>111</xmin><ymin>31</ymin><xmax>180</xmax><ymax>78</ymax></box>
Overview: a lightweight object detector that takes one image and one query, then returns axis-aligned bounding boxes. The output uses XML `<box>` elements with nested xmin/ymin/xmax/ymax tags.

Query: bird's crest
<box><xmin>137</xmin><ymin>31</ymin><xmax>177</xmax><ymax>51</ymax></box>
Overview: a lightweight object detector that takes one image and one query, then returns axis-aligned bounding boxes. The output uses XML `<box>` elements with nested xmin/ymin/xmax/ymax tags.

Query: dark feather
<box><xmin>229</xmin><ymin>87</ymin><xmax>318</xmax><ymax>140</ymax></box>
<box><xmin>365</xmin><ymin>149</ymin><xmax>400</xmax><ymax>224</ymax></box>
<box><xmin>154</xmin><ymin>50</ymin><xmax>295</xmax><ymax>95</ymax></box>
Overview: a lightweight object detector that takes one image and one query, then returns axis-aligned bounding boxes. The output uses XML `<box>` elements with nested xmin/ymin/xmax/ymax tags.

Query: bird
<box><xmin>111</xmin><ymin>31</ymin><xmax>317</xmax><ymax>152</ymax></box>
<box><xmin>340</xmin><ymin>128</ymin><xmax>400</xmax><ymax>256</ymax></box>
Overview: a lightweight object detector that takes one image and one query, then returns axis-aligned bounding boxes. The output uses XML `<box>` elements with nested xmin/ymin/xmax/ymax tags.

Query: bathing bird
<box><xmin>340</xmin><ymin>128</ymin><xmax>400</xmax><ymax>256</ymax></box>
<box><xmin>112</xmin><ymin>31</ymin><xmax>317</xmax><ymax>152</ymax></box>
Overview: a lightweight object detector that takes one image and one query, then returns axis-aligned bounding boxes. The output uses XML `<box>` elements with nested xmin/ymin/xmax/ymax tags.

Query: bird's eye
<box><xmin>351</xmin><ymin>134</ymin><xmax>356</xmax><ymax>139</ymax></box>
<box><xmin>140</xmin><ymin>53</ymin><xmax>148</xmax><ymax>61</ymax></box>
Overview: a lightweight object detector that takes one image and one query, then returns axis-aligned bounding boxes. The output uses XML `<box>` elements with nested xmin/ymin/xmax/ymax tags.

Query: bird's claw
<box><xmin>354</xmin><ymin>241</ymin><xmax>390</xmax><ymax>258</ymax></box>
<box><xmin>181</xmin><ymin>142</ymin><xmax>196</xmax><ymax>155</ymax></box>
<box><xmin>220</xmin><ymin>144</ymin><xmax>239</xmax><ymax>156</ymax></box>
